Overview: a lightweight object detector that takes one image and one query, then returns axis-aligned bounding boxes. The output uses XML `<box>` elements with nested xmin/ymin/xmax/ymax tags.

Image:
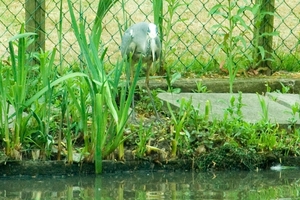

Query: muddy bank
<box><xmin>0</xmin><ymin>160</ymin><xmax>192</xmax><ymax>176</ymax></box>
<box><xmin>0</xmin><ymin>154</ymin><xmax>299</xmax><ymax>176</ymax></box>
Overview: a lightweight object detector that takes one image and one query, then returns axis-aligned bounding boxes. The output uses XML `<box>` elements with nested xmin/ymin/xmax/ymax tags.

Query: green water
<box><xmin>0</xmin><ymin>170</ymin><xmax>299</xmax><ymax>199</ymax></box>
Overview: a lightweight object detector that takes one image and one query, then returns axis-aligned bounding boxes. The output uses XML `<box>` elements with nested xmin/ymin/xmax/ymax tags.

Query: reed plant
<box><xmin>56</xmin><ymin>0</ymin><xmax>64</xmax><ymax>160</ymax></box>
<box><xmin>3</xmin><ymin>25</ymin><xmax>74</xmax><ymax>159</ymax></box>
<box><xmin>0</xmin><ymin>62</ymin><xmax>10</xmax><ymax>155</ymax></box>
<box><xmin>23</xmin><ymin>72</ymin><xmax>86</xmax><ymax>159</ymax></box>
<box><xmin>64</xmin><ymin>80</ymin><xmax>90</xmax><ymax>162</ymax></box>
<box><xmin>67</xmin><ymin>0</ymin><xmax>141</xmax><ymax>173</ymax></box>
<box><xmin>92</xmin><ymin>0</ymin><xmax>118</xmax><ymax>49</ymax></box>
<box><xmin>117</xmin><ymin>0</ymin><xmax>132</xmax><ymax>35</ymax></box>
<box><xmin>7</xmin><ymin>26</ymin><xmax>37</xmax><ymax>157</ymax></box>
<box><xmin>33</xmin><ymin>49</ymin><xmax>57</xmax><ymax>155</ymax></box>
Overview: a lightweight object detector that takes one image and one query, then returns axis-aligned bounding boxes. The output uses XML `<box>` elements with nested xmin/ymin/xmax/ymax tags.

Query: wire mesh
<box><xmin>0</xmin><ymin>0</ymin><xmax>299</xmax><ymax>72</ymax></box>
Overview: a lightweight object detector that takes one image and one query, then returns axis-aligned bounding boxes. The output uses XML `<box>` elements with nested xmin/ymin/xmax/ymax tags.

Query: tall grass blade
<box><xmin>92</xmin><ymin>0</ymin><xmax>118</xmax><ymax>49</ymax></box>
<box><xmin>95</xmin><ymin>93</ymin><xmax>104</xmax><ymax>173</ymax></box>
<box><xmin>8</xmin><ymin>25</ymin><xmax>37</xmax><ymax>150</ymax></box>
<box><xmin>0</xmin><ymin>63</ymin><xmax>10</xmax><ymax>155</ymax></box>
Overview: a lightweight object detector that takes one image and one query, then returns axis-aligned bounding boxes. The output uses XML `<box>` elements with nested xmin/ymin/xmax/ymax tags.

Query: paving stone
<box><xmin>266</xmin><ymin>92</ymin><xmax>300</xmax><ymax>108</ymax></box>
<box><xmin>157</xmin><ymin>93</ymin><xmax>297</xmax><ymax>125</ymax></box>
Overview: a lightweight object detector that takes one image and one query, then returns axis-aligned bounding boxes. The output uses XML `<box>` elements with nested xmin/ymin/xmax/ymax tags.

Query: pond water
<box><xmin>0</xmin><ymin>169</ymin><xmax>299</xmax><ymax>200</ymax></box>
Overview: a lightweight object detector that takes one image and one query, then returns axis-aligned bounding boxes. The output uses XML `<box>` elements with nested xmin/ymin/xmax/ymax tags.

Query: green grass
<box><xmin>273</xmin><ymin>52</ymin><xmax>300</xmax><ymax>72</ymax></box>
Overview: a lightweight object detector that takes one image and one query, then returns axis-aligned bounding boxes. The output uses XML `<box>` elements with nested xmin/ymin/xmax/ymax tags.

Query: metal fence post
<box><xmin>25</xmin><ymin>0</ymin><xmax>45</xmax><ymax>55</ymax></box>
<box><xmin>253</xmin><ymin>0</ymin><xmax>275</xmax><ymax>75</ymax></box>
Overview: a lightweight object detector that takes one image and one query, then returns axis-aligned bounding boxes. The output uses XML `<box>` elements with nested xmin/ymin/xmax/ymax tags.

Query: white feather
<box><xmin>148</xmin><ymin>23</ymin><xmax>158</xmax><ymax>39</ymax></box>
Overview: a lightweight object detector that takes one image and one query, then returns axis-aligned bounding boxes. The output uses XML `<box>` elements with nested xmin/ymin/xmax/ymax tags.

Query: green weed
<box><xmin>210</xmin><ymin>1</ymin><xmax>278</xmax><ymax>92</ymax></box>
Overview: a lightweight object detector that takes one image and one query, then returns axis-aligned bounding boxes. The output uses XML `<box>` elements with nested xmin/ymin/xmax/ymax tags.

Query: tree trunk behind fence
<box><xmin>25</xmin><ymin>0</ymin><xmax>45</xmax><ymax>63</ymax></box>
<box><xmin>253</xmin><ymin>0</ymin><xmax>275</xmax><ymax>75</ymax></box>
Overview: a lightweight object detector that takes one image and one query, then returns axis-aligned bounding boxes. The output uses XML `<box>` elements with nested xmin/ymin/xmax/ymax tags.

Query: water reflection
<box><xmin>0</xmin><ymin>170</ymin><xmax>299</xmax><ymax>199</ymax></box>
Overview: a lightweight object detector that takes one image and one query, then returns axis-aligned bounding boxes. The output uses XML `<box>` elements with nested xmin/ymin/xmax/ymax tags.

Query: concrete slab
<box><xmin>157</xmin><ymin>93</ymin><xmax>297</xmax><ymax>125</ymax></box>
<box><xmin>266</xmin><ymin>92</ymin><xmax>300</xmax><ymax>108</ymax></box>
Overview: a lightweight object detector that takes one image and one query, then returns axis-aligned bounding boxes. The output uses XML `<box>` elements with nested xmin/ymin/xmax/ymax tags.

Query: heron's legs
<box><xmin>145</xmin><ymin>62</ymin><xmax>160</xmax><ymax>120</ymax></box>
<box><xmin>145</xmin><ymin>62</ymin><xmax>150</xmax><ymax>87</ymax></box>
<box><xmin>129</xmin><ymin>62</ymin><xmax>137</xmax><ymax>120</ymax></box>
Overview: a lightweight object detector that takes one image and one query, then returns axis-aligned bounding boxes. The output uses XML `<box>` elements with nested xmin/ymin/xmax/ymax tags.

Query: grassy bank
<box><xmin>0</xmin><ymin>0</ymin><xmax>300</xmax><ymax>174</ymax></box>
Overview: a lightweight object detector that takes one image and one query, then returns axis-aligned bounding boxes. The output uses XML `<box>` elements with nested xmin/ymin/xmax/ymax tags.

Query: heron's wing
<box><xmin>120</xmin><ymin>30</ymin><xmax>135</xmax><ymax>58</ymax></box>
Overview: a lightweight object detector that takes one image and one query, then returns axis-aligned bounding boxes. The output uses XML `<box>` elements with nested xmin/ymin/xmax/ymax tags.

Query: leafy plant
<box><xmin>223</xmin><ymin>92</ymin><xmax>244</xmax><ymax>121</ymax></box>
<box><xmin>278</xmin><ymin>82</ymin><xmax>291</xmax><ymax>94</ymax></box>
<box><xmin>210</xmin><ymin>1</ymin><xmax>249</xmax><ymax>92</ymax></box>
<box><xmin>193</xmin><ymin>81</ymin><xmax>209</xmax><ymax>93</ymax></box>
<box><xmin>168</xmin><ymin>98</ymin><xmax>193</xmax><ymax>158</ymax></box>
<box><xmin>287</xmin><ymin>102</ymin><xmax>300</xmax><ymax>132</ymax></box>
<box><xmin>67</xmin><ymin>0</ymin><xmax>141</xmax><ymax>173</ymax></box>
<box><xmin>257</xmin><ymin>93</ymin><xmax>269</xmax><ymax>123</ymax></box>
<box><xmin>2</xmin><ymin>24</ymin><xmax>85</xmax><ymax>160</ymax></box>
<box><xmin>0</xmin><ymin>62</ymin><xmax>10</xmax><ymax>155</ymax></box>
<box><xmin>210</xmin><ymin>1</ymin><xmax>278</xmax><ymax>92</ymax></box>
<box><xmin>7</xmin><ymin>26</ymin><xmax>37</xmax><ymax>155</ymax></box>
<box><xmin>265</xmin><ymin>82</ymin><xmax>271</xmax><ymax>93</ymax></box>
<box><xmin>134</xmin><ymin>123</ymin><xmax>153</xmax><ymax>158</ymax></box>
<box><xmin>252</xmin><ymin>0</ymin><xmax>279</xmax><ymax>71</ymax></box>
<box><xmin>154</xmin><ymin>0</ymin><xmax>186</xmax><ymax>74</ymax></box>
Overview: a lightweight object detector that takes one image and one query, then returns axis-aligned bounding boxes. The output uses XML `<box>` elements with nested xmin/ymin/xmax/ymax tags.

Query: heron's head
<box><xmin>147</xmin><ymin>23</ymin><xmax>158</xmax><ymax>39</ymax></box>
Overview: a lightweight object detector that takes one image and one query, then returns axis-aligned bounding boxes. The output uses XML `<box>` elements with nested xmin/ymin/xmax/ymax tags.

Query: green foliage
<box><xmin>169</xmin><ymin>97</ymin><xmax>194</xmax><ymax>158</ymax></box>
<box><xmin>252</xmin><ymin>0</ymin><xmax>279</xmax><ymax>70</ymax></box>
<box><xmin>153</xmin><ymin>0</ymin><xmax>163</xmax><ymax>42</ymax></box>
<box><xmin>135</xmin><ymin>123</ymin><xmax>153</xmax><ymax>158</ymax></box>
<box><xmin>1</xmin><ymin>25</ymin><xmax>84</xmax><ymax>160</ymax></box>
<box><xmin>92</xmin><ymin>0</ymin><xmax>118</xmax><ymax>49</ymax></box>
<box><xmin>193</xmin><ymin>81</ymin><xmax>209</xmax><ymax>93</ymax></box>
<box><xmin>287</xmin><ymin>102</ymin><xmax>300</xmax><ymax>132</ymax></box>
<box><xmin>274</xmin><ymin>53</ymin><xmax>300</xmax><ymax>72</ymax></box>
<box><xmin>1</xmin><ymin>1</ymin><xmax>300</xmax><ymax>173</ymax></box>
<box><xmin>0</xmin><ymin>63</ymin><xmax>10</xmax><ymax>156</ymax></box>
<box><xmin>210</xmin><ymin>1</ymin><xmax>250</xmax><ymax>92</ymax></box>
<box><xmin>223</xmin><ymin>92</ymin><xmax>244</xmax><ymax>121</ymax></box>
<box><xmin>8</xmin><ymin>26</ymin><xmax>37</xmax><ymax>150</ymax></box>
<box><xmin>156</xmin><ymin>0</ymin><xmax>187</xmax><ymax>73</ymax></box>
<box><xmin>67</xmin><ymin>0</ymin><xmax>141</xmax><ymax>173</ymax></box>
<box><xmin>210</xmin><ymin>1</ymin><xmax>278</xmax><ymax>92</ymax></box>
<box><xmin>257</xmin><ymin>94</ymin><xmax>269</xmax><ymax>123</ymax></box>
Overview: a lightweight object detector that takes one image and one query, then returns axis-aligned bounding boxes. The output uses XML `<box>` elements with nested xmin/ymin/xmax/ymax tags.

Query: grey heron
<box><xmin>120</xmin><ymin>22</ymin><xmax>161</xmax><ymax>86</ymax></box>
<box><xmin>120</xmin><ymin>22</ymin><xmax>162</xmax><ymax>119</ymax></box>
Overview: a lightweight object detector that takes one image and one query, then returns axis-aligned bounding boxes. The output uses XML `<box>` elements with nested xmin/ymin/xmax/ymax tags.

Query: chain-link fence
<box><xmin>0</xmin><ymin>0</ymin><xmax>300</xmax><ymax>73</ymax></box>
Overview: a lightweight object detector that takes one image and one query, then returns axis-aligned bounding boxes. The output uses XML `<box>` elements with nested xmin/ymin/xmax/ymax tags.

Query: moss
<box><xmin>195</xmin><ymin>144</ymin><xmax>274</xmax><ymax>171</ymax></box>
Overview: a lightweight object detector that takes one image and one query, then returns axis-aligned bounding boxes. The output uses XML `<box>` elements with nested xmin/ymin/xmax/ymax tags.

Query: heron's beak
<box><xmin>150</xmin><ymin>38</ymin><xmax>156</xmax><ymax>62</ymax></box>
<box><xmin>148</xmin><ymin>31</ymin><xmax>157</xmax><ymax>39</ymax></box>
